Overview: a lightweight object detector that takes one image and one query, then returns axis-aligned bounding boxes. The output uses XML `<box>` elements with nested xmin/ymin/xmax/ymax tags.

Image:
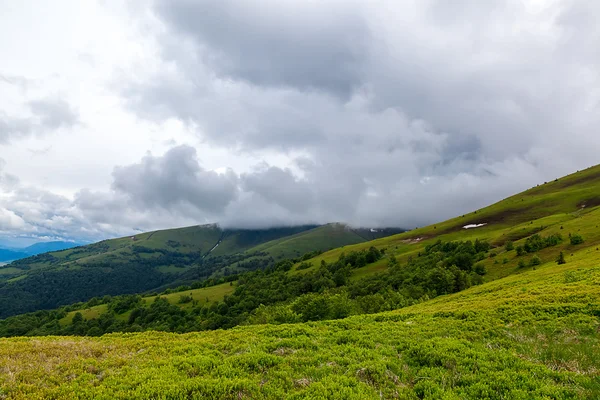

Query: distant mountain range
<box><xmin>0</xmin><ymin>241</ymin><xmax>83</xmax><ymax>263</ymax></box>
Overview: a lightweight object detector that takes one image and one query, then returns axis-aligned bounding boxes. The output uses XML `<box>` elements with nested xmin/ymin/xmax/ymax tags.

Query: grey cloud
<box><xmin>241</xmin><ymin>166</ymin><xmax>314</xmax><ymax>214</ymax></box>
<box><xmin>0</xmin><ymin>159</ymin><xmax>19</xmax><ymax>191</ymax></box>
<box><xmin>27</xmin><ymin>98</ymin><xmax>79</xmax><ymax>130</ymax></box>
<box><xmin>112</xmin><ymin>145</ymin><xmax>238</xmax><ymax>214</ymax></box>
<box><xmin>153</xmin><ymin>0</ymin><xmax>369</xmax><ymax>99</ymax></box>
<box><xmin>5</xmin><ymin>1</ymin><xmax>600</xmax><ymax>240</ymax></box>
<box><xmin>120</xmin><ymin>0</ymin><xmax>600</xmax><ymax>226</ymax></box>
<box><xmin>0</xmin><ymin>97</ymin><xmax>79</xmax><ymax>143</ymax></box>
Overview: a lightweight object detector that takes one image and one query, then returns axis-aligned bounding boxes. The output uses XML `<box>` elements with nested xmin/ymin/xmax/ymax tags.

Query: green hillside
<box><xmin>0</xmin><ymin>223</ymin><xmax>399</xmax><ymax>318</ymax></box>
<box><xmin>0</xmin><ymin>227</ymin><xmax>598</xmax><ymax>398</ymax></box>
<box><xmin>57</xmin><ymin>282</ymin><xmax>236</xmax><ymax>327</ymax></box>
<box><xmin>0</xmin><ymin>165</ymin><xmax>599</xmax><ymax>398</ymax></box>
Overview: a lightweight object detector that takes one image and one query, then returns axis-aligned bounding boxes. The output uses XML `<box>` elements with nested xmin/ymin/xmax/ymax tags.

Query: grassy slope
<box><xmin>58</xmin><ymin>282</ymin><xmax>236</xmax><ymax>325</ymax></box>
<box><xmin>0</xmin><ymin>242</ymin><xmax>597</xmax><ymax>399</ymax></box>
<box><xmin>1</xmin><ymin>224</ymin><xmax>224</xmax><ymax>275</ymax></box>
<box><xmin>247</xmin><ymin>223</ymin><xmax>366</xmax><ymax>260</ymax></box>
<box><xmin>1</xmin><ymin>166</ymin><xmax>600</xmax><ymax>398</ymax></box>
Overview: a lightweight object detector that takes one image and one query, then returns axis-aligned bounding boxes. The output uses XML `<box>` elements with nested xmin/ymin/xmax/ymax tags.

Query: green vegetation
<box><xmin>1</xmin><ymin>165</ymin><xmax>600</xmax><ymax>398</ymax></box>
<box><xmin>0</xmin><ymin>241</ymin><xmax>487</xmax><ymax>336</ymax></box>
<box><xmin>557</xmin><ymin>251</ymin><xmax>566</xmax><ymax>265</ymax></box>
<box><xmin>0</xmin><ymin>224</ymin><xmax>399</xmax><ymax>318</ymax></box>
<box><xmin>0</xmin><ymin>244</ymin><xmax>598</xmax><ymax>399</ymax></box>
<box><xmin>570</xmin><ymin>233</ymin><xmax>585</xmax><ymax>245</ymax></box>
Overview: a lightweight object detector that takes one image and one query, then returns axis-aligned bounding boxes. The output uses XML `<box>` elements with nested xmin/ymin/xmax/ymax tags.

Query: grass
<box><xmin>0</xmin><ymin>268</ymin><xmax>22</xmax><ymax>276</ymax></box>
<box><xmin>1</xmin><ymin>251</ymin><xmax>598</xmax><ymax>399</ymax></box>
<box><xmin>59</xmin><ymin>282</ymin><xmax>236</xmax><ymax>325</ymax></box>
<box><xmin>1</xmin><ymin>165</ymin><xmax>600</xmax><ymax>398</ymax></box>
<box><xmin>249</xmin><ymin>224</ymin><xmax>366</xmax><ymax>261</ymax></box>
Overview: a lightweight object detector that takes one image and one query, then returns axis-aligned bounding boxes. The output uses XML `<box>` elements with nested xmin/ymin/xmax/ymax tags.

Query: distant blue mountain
<box><xmin>0</xmin><ymin>249</ymin><xmax>28</xmax><ymax>262</ymax></box>
<box><xmin>0</xmin><ymin>241</ymin><xmax>82</xmax><ymax>263</ymax></box>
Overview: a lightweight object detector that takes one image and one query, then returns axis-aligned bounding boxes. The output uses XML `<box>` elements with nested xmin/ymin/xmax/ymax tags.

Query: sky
<box><xmin>1</xmin><ymin>0</ymin><xmax>600</xmax><ymax>245</ymax></box>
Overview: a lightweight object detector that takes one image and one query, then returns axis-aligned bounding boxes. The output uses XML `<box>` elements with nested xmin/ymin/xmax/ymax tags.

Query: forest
<box><xmin>0</xmin><ymin>239</ymin><xmax>489</xmax><ymax>337</ymax></box>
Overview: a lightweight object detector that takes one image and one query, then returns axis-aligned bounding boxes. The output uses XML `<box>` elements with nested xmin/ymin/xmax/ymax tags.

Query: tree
<box><xmin>516</xmin><ymin>246</ymin><xmax>525</xmax><ymax>256</ymax></box>
<box><xmin>71</xmin><ymin>312</ymin><xmax>84</xmax><ymax>324</ymax></box>
<box><xmin>556</xmin><ymin>252</ymin><xmax>566</xmax><ymax>265</ymax></box>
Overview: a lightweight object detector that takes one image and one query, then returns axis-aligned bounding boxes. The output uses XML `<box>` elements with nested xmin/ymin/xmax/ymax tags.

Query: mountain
<box><xmin>1</xmin><ymin>166</ymin><xmax>599</xmax><ymax>398</ymax></box>
<box><xmin>0</xmin><ymin>249</ymin><xmax>27</xmax><ymax>263</ymax></box>
<box><xmin>22</xmin><ymin>241</ymin><xmax>83</xmax><ymax>255</ymax></box>
<box><xmin>0</xmin><ymin>223</ymin><xmax>403</xmax><ymax>318</ymax></box>
<box><xmin>0</xmin><ymin>241</ymin><xmax>82</xmax><ymax>263</ymax></box>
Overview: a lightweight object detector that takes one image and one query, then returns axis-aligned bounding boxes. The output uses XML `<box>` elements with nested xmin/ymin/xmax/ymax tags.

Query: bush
<box><xmin>529</xmin><ymin>255</ymin><xmax>542</xmax><ymax>266</ymax></box>
<box><xmin>474</xmin><ymin>264</ymin><xmax>487</xmax><ymax>275</ymax></box>
<box><xmin>516</xmin><ymin>246</ymin><xmax>525</xmax><ymax>256</ymax></box>
<box><xmin>570</xmin><ymin>233</ymin><xmax>584</xmax><ymax>245</ymax></box>
<box><xmin>556</xmin><ymin>252</ymin><xmax>566</xmax><ymax>265</ymax></box>
<box><xmin>524</xmin><ymin>234</ymin><xmax>563</xmax><ymax>253</ymax></box>
<box><xmin>518</xmin><ymin>260</ymin><xmax>526</xmax><ymax>269</ymax></box>
<box><xmin>505</xmin><ymin>241</ymin><xmax>514</xmax><ymax>251</ymax></box>
<box><xmin>296</xmin><ymin>262</ymin><xmax>312</xmax><ymax>271</ymax></box>
<box><xmin>178</xmin><ymin>295</ymin><xmax>193</xmax><ymax>304</ymax></box>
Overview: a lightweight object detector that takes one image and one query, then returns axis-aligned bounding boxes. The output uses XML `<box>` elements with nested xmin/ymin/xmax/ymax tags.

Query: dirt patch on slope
<box><xmin>577</xmin><ymin>196</ymin><xmax>600</xmax><ymax>209</ymax></box>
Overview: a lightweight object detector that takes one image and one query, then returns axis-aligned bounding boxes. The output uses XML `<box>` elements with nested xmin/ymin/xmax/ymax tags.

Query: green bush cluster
<box><xmin>515</xmin><ymin>233</ymin><xmax>563</xmax><ymax>256</ymax></box>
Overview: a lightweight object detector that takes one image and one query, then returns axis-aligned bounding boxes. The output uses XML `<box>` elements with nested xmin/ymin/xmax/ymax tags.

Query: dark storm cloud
<box><xmin>154</xmin><ymin>0</ymin><xmax>369</xmax><ymax>99</ymax></box>
<box><xmin>0</xmin><ymin>97</ymin><xmax>79</xmax><ymax>143</ymax></box>
<box><xmin>114</xmin><ymin>0</ymin><xmax>600</xmax><ymax>229</ymax></box>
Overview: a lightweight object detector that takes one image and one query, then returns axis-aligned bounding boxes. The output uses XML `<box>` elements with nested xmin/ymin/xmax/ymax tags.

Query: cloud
<box><xmin>0</xmin><ymin>159</ymin><xmax>19</xmax><ymax>191</ymax></box>
<box><xmin>117</xmin><ymin>0</ymin><xmax>600</xmax><ymax>224</ymax></box>
<box><xmin>111</xmin><ymin>145</ymin><xmax>238</xmax><ymax>214</ymax></box>
<box><xmin>2</xmin><ymin>1</ymin><xmax>600</xmax><ymax>242</ymax></box>
<box><xmin>0</xmin><ymin>97</ymin><xmax>79</xmax><ymax>143</ymax></box>
<box><xmin>154</xmin><ymin>0</ymin><xmax>369</xmax><ymax>99</ymax></box>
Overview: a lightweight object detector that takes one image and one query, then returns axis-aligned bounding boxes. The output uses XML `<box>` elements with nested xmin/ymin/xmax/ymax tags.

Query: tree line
<box><xmin>0</xmin><ymin>240</ymin><xmax>489</xmax><ymax>337</ymax></box>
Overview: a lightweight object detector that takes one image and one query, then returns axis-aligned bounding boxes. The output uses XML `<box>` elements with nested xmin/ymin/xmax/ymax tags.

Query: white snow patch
<box><xmin>463</xmin><ymin>223</ymin><xmax>487</xmax><ymax>229</ymax></box>
<box><xmin>370</xmin><ymin>228</ymin><xmax>378</xmax><ymax>232</ymax></box>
